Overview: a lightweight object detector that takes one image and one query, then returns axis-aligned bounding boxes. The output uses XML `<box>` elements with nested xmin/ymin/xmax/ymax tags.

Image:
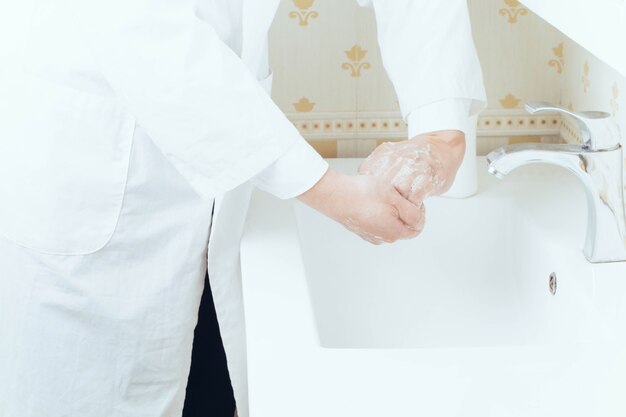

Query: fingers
<box><xmin>391</xmin><ymin>188</ymin><xmax>423</xmax><ymax>229</ymax></box>
<box><xmin>358</xmin><ymin>142</ymin><xmax>394</xmax><ymax>175</ymax></box>
<box><xmin>361</xmin><ymin>141</ymin><xmax>436</xmax><ymax>204</ymax></box>
<box><xmin>361</xmin><ymin>137</ymin><xmax>461</xmax><ymax>203</ymax></box>
<box><xmin>392</xmin><ymin>164</ymin><xmax>430</xmax><ymax>204</ymax></box>
<box><xmin>362</xmin><ymin>192</ymin><xmax>425</xmax><ymax>245</ymax></box>
<box><xmin>337</xmin><ymin>173</ymin><xmax>427</xmax><ymax>245</ymax></box>
<box><xmin>350</xmin><ymin>210</ymin><xmax>423</xmax><ymax>245</ymax></box>
<box><xmin>413</xmin><ymin>203</ymin><xmax>426</xmax><ymax>234</ymax></box>
<box><xmin>385</xmin><ymin>216</ymin><xmax>424</xmax><ymax>242</ymax></box>
<box><xmin>360</xmin><ymin>141</ymin><xmax>418</xmax><ymax>178</ymax></box>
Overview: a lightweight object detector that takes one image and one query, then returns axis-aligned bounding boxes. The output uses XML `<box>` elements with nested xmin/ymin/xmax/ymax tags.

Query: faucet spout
<box><xmin>487</xmin><ymin>143</ymin><xmax>590</xmax><ymax>179</ymax></box>
<box><xmin>486</xmin><ymin>142</ymin><xmax>626</xmax><ymax>263</ymax></box>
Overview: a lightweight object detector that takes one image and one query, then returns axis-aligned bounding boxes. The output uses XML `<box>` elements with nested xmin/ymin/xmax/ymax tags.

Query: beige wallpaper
<box><xmin>269</xmin><ymin>0</ymin><xmax>623</xmax><ymax>162</ymax></box>
<box><xmin>558</xmin><ymin>40</ymin><xmax>625</xmax><ymax>144</ymax></box>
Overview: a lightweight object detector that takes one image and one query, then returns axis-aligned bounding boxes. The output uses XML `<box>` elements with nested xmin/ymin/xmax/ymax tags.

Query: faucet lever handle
<box><xmin>525</xmin><ymin>101</ymin><xmax>621</xmax><ymax>151</ymax></box>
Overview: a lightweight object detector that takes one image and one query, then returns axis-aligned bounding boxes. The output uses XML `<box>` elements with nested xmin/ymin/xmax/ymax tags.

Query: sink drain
<box><xmin>549</xmin><ymin>272</ymin><xmax>557</xmax><ymax>295</ymax></box>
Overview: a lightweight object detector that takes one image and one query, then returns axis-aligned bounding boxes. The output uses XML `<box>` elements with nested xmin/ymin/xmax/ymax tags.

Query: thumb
<box><xmin>392</xmin><ymin>187</ymin><xmax>423</xmax><ymax>230</ymax></box>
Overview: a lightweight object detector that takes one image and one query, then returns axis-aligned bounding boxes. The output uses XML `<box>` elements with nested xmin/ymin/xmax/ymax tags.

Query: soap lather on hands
<box><xmin>359</xmin><ymin>129</ymin><xmax>466</xmax><ymax>217</ymax></box>
<box><xmin>298</xmin><ymin>130</ymin><xmax>464</xmax><ymax>246</ymax></box>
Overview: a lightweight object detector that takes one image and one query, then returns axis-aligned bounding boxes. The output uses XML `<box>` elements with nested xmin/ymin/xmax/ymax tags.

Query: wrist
<box><xmin>297</xmin><ymin>168</ymin><xmax>345</xmax><ymax>211</ymax></box>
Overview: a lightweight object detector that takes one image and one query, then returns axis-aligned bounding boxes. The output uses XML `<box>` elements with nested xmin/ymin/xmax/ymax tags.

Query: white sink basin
<box><xmin>241</xmin><ymin>158</ymin><xmax>626</xmax><ymax>417</ymax></box>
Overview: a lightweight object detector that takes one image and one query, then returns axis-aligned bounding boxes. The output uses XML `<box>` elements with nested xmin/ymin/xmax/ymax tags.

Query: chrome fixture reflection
<box><xmin>549</xmin><ymin>272</ymin><xmax>557</xmax><ymax>295</ymax></box>
<box><xmin>487</xmin><ymin>102</ymin><xmax>625</xmax><ymax>263</ymax></box>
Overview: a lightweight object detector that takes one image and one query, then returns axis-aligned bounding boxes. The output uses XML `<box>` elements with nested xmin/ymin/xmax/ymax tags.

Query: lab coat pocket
<box><xmin>0</xmin><ymin>73</ymin><xmax>135</xmax><ymax>255</ymax></box>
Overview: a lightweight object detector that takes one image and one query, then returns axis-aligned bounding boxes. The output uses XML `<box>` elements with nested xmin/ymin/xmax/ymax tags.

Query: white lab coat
<box><xmin>0</xmin><ymin>1</ymin><xmax>485</xmax><ymax>416</ymax></box>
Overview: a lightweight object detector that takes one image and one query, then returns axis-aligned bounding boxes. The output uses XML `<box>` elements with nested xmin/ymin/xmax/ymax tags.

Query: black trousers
<box><xmin>182</xmin><ymin>273</ymin><xmax>236</xmax><ymax>417</ymax></box>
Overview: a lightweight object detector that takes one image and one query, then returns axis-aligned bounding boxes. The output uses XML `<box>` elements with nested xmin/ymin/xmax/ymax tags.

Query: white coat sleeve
<box><xmin>71</xmin><ymin>0</ymin><xmax>313</xmax><ymax>200</ymax></box>
<box><xmin>355</xmin><ymin>0</ymin><xmax>487</xmax><ymax>137</ymax></box>
<box><xmin>251</xmin><ymin>139</ymin><xmax>329</xmax><ymax>200</ymax></box>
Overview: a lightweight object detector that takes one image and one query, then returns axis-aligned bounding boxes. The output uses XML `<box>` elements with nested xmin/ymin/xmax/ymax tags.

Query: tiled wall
<box><xmin>556</xmin><ymin>36</ymin><xmax>626</xmax><ymax>210</ymax></box>
<box><xmin>558</xmin><ymin>40</ymin><xmax>625</xmax><ymax>145</ymax></box>
<box><xmin>268</xmin><ymin>0</ymin><xmax>624</xmax><ymax>161</ymax></box>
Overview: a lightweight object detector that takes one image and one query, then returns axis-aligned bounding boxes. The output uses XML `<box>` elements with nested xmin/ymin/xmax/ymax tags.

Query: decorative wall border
<box><xmin>286</xmin><ymin>109</ymin><xmax>563</xmax><ymax>141</ymax></box>
<box><xmin>560</xmin><ymin>113</ymin><xmax>583</xmax><ymax>144</ymax></box>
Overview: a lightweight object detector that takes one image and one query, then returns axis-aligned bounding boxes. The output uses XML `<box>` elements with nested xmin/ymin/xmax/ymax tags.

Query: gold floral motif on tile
<box><xmin>341</xmin><ymin>45</ymin><xmax>371</xmax><ymax>77</ymax></box>
<box><xmin>288</xmin><ymin>0</ymin><xmax>318</xmax><ymax>26</ymax></box>
<box><xmin>499</xmin><ymin>93</ymin><xmax>522</xmax><ymax>109</ymax></box>
<box><xmin>293</xmin><ymin>97</ymin><xmax>316</xmax><ymax>112</ymax></box>
<box><xmin>548</xmin><ymin>42</ymin><xmax>565</xmax><ymax>74</ymax></box>
<box><xmin>499</xmin><ymin>0</ymin><xmax>528</xmax><ymax>23</ymax></box>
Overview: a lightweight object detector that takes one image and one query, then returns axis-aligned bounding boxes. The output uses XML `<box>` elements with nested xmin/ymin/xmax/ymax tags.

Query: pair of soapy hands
<box><xmin>298</xmin><ymin>130</ymin><xmax>465</xmax><ymax>244</ymax></box>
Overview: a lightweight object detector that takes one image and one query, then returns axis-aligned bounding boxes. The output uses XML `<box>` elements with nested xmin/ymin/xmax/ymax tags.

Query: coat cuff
<box><xmin>251</xmin><ymin>138</ymin><xmax>329</xmax><ymax>199</ymax></box>
<box><xmin>406</xmin><ymin>98</ymin><xmax>472</xmax><ymax>138</ymax></box>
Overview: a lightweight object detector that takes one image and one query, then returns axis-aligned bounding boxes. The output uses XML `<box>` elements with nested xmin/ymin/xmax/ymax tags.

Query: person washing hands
<box><xmin>0</xmin><ymin>1</ymin><xmax>485</xmax><ymax>417</ymax></box>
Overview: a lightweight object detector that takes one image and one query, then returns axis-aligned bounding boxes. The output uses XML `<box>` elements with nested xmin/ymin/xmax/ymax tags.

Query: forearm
<box><xmin>297</xmin><ymin>169</ymin><xmax>341</xmax><ymax>210</ymax></box>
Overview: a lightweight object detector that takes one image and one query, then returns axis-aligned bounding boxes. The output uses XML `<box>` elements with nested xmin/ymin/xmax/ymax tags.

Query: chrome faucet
<box><xmin>486</xmin><ymin>102</ymin><xmax>626</xmax><ymax>263</ymax></box>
